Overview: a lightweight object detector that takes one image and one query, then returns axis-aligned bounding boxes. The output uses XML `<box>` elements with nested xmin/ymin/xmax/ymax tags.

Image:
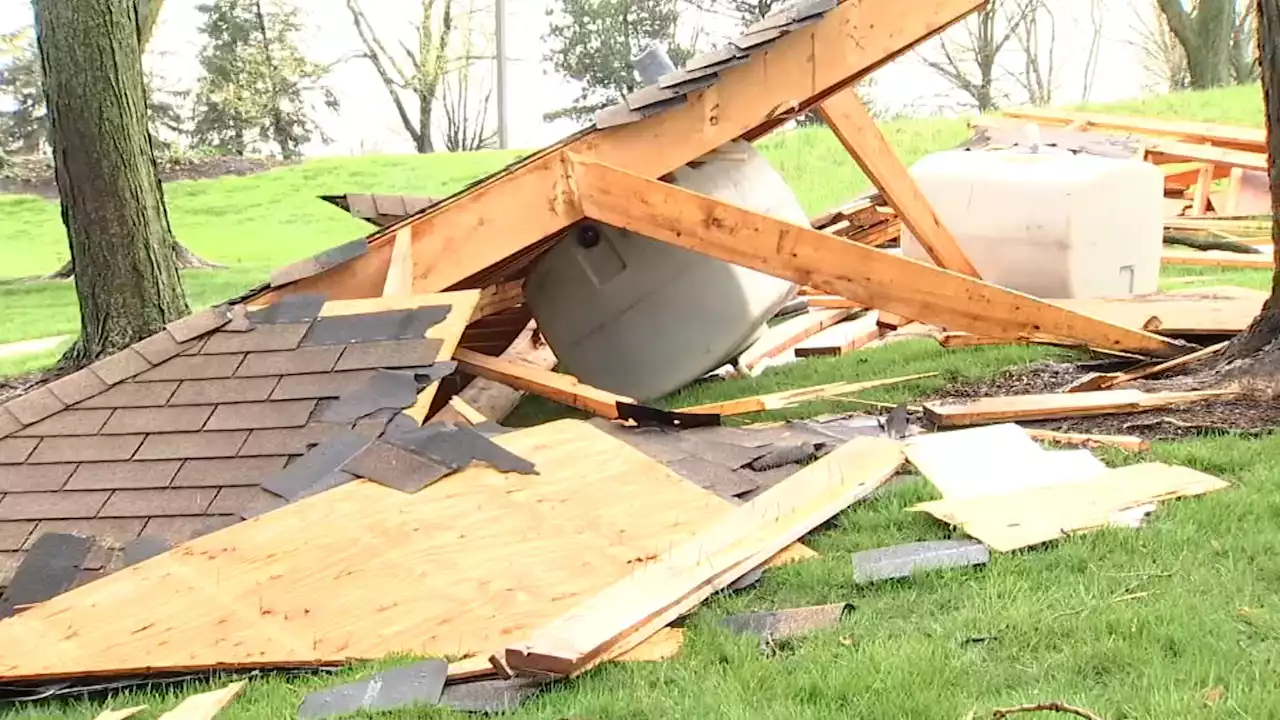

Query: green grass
<box><xmin>1</xmin><ymin>84</ymin><xmax>1276</xmax><ymax>719</ymax></box>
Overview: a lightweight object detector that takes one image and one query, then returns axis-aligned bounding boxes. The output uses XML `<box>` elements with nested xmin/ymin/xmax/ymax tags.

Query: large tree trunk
<box><xmin>34</xmin><ymin>0</ymin><xmax>189</xmax><ymax>362</ymax></box>
<box><xmin>1220</xmin><ymin>0</ymin><xmax>1279</xmax><ymax>369</ymax></box>
<box><xmin>1158</xmin><ymin>0</ymin><xmax>1237</xmax><ymax>89</ymax></box>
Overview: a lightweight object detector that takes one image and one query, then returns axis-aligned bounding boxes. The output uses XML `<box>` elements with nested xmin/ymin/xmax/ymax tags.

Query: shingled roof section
<box><xmin>0</xmin><ymin>300</ymin><xmax>456</xmax><ymax>591</ymax></box>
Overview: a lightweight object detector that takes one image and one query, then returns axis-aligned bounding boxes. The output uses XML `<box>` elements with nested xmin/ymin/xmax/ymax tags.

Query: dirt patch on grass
<box><xmin>927</xmin><ymin>359</ymin><xmax>1280</xmax><ymax>440</ymax></box>
<box><xmin>1</xmin><ymin>154</ymin><xmax>293</xmax><ymax>199</ymax></box>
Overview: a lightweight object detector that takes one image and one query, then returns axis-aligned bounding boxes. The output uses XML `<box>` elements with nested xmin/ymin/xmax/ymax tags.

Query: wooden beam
<box><xmin>382</xmin><ymin>227</ymin><xmax>414</xmax><ymax>297</ymax></box>
<box><xmin>454</xmin><ymin>348</ymin><xmax>631</xmax><ymax>419</ymax></box>
<box><xmin>923</xmin><ymin>389</ymin><xmax>1233</xmax><ymax>428</ymax></box>
<box><xmin>818</xmin><ymin>90</ymin><xmax>979</xmax><ymax>277</ymax></box>
<box><xmin>1002</xmin><ymin>108</ymin><xmax>1266</xmax><ymax>152</ymax></box>
<box><xmin>1163</xmin><ymin>249</ymin><xmax>1275</xmax><ymax>269</ymax></box>
<box><xmin>1146</xmin><ymin>140</ymin><xmax>1269</xmax><ymax>173</ymax></box>
<box><xmin>794</xmin><ymin>312</ymin><xmax>883</xmax><ymax>357</ymax></box>
<box><xmin>1078</xmin><ymin>341</ymin><xmax>1230</xmax><ymax>393</ymax></box>
<box><xmin>738</xmin><ymin>308</ymin><xmax>856</xmax><ymax>371</ymax></box>
<box><xmin>502</xmin><ymin>436</ymin><xmax>905</xmax><ymax>678</ymax></box>
<box><xmin>1191</xmin><ymin>164</ymin><xmax>1214</xmax><ymax>216</ymax></box>
<box><xmin>678</xmin><ymin>372</ymin><xmax>938</xmax><ymax>416</ymax></box>
<box><xmin>566</xmin><ymin>155</ymin><xmax>1188</xmax><ymax>359</ymax></box>
<box><xmin>250</xmin><ymin>0</ymin><xmax>986</xmax><ymax>302</ymax></box>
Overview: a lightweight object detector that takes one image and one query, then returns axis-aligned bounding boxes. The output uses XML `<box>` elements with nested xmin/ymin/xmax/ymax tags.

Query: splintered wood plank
<box><xmin>472</xmin><ymin>280</ymin><xmax>526</xmax><ymax>322</ymax></box>
<box><xmin>454</xmin><ymin>348</ymin><xmax>630</xmax><ymax>419</ymax></box>
<box><xmin>818</xmin><ymin>90</ymin><xmax>979</xmax><ymax>277</ymax></box>
<box><xmin>679</xmin><ymin>373</ymin><xmax>938</xmax><ymax>416</ymax></box>
<box><xmin>739</xmin><ymin>308</ymin><xmax>856</xmax><ymax>370</ymax></box>
<box><xmin>1073</xmin><ymin>341</ymin><xmax>1230</xmax><ymax>393</ymax></box>
<box><xmin>382</xmin><ymin>227</ymin><xmax>414</xmax><ymax>297</ymax></box>
<box><xmin>157</xmin><ymin>681</ymin><xmax>247</xmax><ymax>720</ymax></box>
<box><xmin>446</xmin><ymin>627</ymin><xmax>686</xmax><ymax>683</ymax></box>
<box><xmin>795</xmin><ymin>312</ymin><xmax>882</xmax><ymax>357</ymax></box>
<box><xmin>1162</xmin><ymin>249</ymin><xmax>1275</xmax><ymax>269</ymax></box>
<box><xmin>923</xmin><ymin>389</ymin><xmax>1233</xmax><ymax>428</ymax></box>
<box><xmin>1146</xmin><ymin>140</ymin><xmax>1269</xmax><ymax>173</ymax></box>
<box><xmin>912</xmin><ymin>463</ymin><xmax>1229</xmax><ymax>551</ymax></box>
<box><xmin>1001</xmin><ymin>108</ymin><xmax>1266</xmax><ymax>152</ymax></box>
<box><xmin>502</xmin><ymin>437</ymin><xmax>905</xmax><ymax>678</ymax></box>
<box><xmin>568</xmin><ymin>155</ymin><xmax>1186</xmax><ymax>359</ymax></box>
<box><xmin>249</xmin><ymin>0</ymin><xmax>986</xmax><ymax>302</ymax></box>
<box><xmin>1022</xmin><ymin>428</ymin><xmax>1151</xmax><ymax>453</ymax></box>
<box><xmin>0</xmin><ymin>420</ymin><xmax>801</xmax><ymax>682</ymax></box>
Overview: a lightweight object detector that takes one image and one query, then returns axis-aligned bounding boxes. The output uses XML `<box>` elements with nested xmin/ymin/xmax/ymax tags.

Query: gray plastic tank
<box><xmin>524</xmin><ymin>140</ymin><xmax>807</xmax><ymax>401</ymax></box>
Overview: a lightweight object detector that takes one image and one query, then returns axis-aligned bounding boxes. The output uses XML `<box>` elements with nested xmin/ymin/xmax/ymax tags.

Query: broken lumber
<box><xmin>0</xmin><ymin>420</ymin><xmax>803</xmax><ymax>682</ymax></box>
<box><xmin>1066</xmin><ymin>341</ymin><xmax>1230</xmax><ymax>393</ymax></box>
<box><xmin>1162</xmin><ymin>249</ymin><xmax>1275</xmax><ymax>269</ymax></box>
<box><xmin>678</xmin><ymin>373</ymin><xmax>938</xmax><ymax>416</ymax></box>
<box><xmin>924</xmin><ymin>389</ymin><xmax>1233</xmax><ymax>428</ymax></box>
<box><xmin>818</xmin><ymin>90</ymin><xmax>979</xmax><ymax>277</ymax></box>
<box><xmin>1022</xmin><ymin>428</ymin><xmax>1151</xmax><ymax>453</ymax></box>
<box><xmin>157</xmin><ymin>681</ymin><xmax>247</xmax><ymax>720</ymax></box>
<box><xmin>434</xmin><ymin>321</ymin><xmax>557</xmax><ymax>425</ymax></box>
<box><xmin>1001</xmin><ymin>108</ymin><xmax>1266</xmax><ymax>152</ymax></box>
<box><xmin>566</xmin><ymin>154</ymin><xmax>1187</xmax><ymax>359</ymax></box>
<box><xmin>446</xmin><ymin>626</ymin><xmax>686</xmax><ymax>683</ymax></box>
<box><xmin>795</xmin><ymin>311</ymin><xmax>883</xmax><ymax>357</ymax></box>
<box><xmin>913</xmin><ymin>462</ymin><xmax>1229</xmax><ymax>551</ymax></box>
<box><xmin>502</xmin><ymin>436</ymin><xmax>905</xmax><ymax>678</ymax></box>
<box><xmin>738</xmin><ymin>308</ymin><xmax>857</xmax><ymax>371</ymax></box>
<box><xmin>453</xmin><ymin>348</ymin><xmax>631</xmax><ymax>419</ymax></box>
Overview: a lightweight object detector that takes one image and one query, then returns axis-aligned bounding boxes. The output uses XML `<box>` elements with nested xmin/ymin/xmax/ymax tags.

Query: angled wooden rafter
<box><xmin>563</xmin><ymin>154</ymin><xmax>1188</xmax><ymax>359</ymax></box>
<box><xmin>250</xmin><ymin>0</ymin><xmax>987</xmax><ymax>304</ymax></box>
<box><xmin>817</xmin><ymin>90</ymin><xmax>979</xmax><ymax>277</ymax></box>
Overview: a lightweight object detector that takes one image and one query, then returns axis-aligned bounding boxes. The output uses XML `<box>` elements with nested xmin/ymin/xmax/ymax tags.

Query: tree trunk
<box><xmin>33</xmin><ymin>0</ymin><xmax>189</xmax><ymax>363</ymax></box>
<box><xmin>1159</xmin><ymin>0</ymin><xmax>1237</xmax><ymax>89</ymax></box>
<box><xmin>1220</xmin><ymin>0</ymin><xmax>1280</xmax><ymax>368</ymax></box>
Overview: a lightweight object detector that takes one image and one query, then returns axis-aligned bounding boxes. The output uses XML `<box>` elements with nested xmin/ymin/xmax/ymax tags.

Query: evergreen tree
<box><xmin>192</xmin><ymin>0</ymin><xmax>337</xmax><ymax>159</ymax></box>
<box><xmin>543</xmin><ymin>0</ymin><xmax>689</xmax><ymax>124</ymax></box>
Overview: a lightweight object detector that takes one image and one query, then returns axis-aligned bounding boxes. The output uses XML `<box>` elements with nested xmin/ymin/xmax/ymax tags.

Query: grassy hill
<box><xmin>0</xmin><ymin>82</ymin><xmax>1265</xmax><ymax>369</ymax></box>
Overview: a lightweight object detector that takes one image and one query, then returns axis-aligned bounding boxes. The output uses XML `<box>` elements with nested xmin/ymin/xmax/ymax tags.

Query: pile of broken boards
<box><xmin>0</xmin><ymin>315</ymin><xmax>1230</xmax><ymax>718</ymax></box>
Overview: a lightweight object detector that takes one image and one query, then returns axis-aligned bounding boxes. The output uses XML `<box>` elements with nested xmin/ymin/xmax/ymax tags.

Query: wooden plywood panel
<box><xmin>0</xmin><ymin>420</ymin><xmax>767</xmax><ymax>682</ymax></box>
<box><xmin>1050</xmin><ymin>288</ymin><xmax>1266</xmax><ymax>335</ymax></box>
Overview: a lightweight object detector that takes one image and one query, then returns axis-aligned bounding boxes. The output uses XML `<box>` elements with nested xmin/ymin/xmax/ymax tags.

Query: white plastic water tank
<box><xmin>900</xmin><ymin>148</ymin><xmax>1164</xmax><ymax>299</ymax></box>
<box><xmin>524</xmin><ymin>140</ymin><xmax>804</xmax><ymax>401</ymax></box>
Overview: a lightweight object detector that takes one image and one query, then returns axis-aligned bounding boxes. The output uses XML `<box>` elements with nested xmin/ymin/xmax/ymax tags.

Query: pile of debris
<box><xmin>0</xmin><ymin>0</ymin><xmax>1263</xmax><ymax>716</ymax></box>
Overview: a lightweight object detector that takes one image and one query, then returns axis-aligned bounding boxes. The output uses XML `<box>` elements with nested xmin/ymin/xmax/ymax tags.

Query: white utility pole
<box><xmin>495</xmin><ymin>0</ymin><xmax>509</xmax><ymax>148</ymax></box>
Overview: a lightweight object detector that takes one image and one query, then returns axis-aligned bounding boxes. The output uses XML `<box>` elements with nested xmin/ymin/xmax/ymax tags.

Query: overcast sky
<box><xmin>3</xmin><ymin>0</ymin><xmax>1163</xmax><ymax>155</ymax></box>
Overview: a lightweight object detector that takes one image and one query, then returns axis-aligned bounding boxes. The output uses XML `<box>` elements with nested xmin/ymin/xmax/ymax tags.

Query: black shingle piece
<box><xmin>318</xmin><ymin>370</ymin><xmax>420</xmax><ymax>425</ymax></box>
<box><xmin>341</xmin><ymin>441</ymin><xmax>452</xmax><ymax>494</ymax></box>
<box><xmin>0</xmin><ymin>532</ymin><xmax>91</xmax><ymax>617</ymax></box>
<box><xmin>297</xmin><ymin>659</ymin><xmax>447</xmax><ymax>719</ymax></box>
<box><xmin>302</xmin><ymin>306</ymin><xmax>449</xmax><ymax>347</ymax></box>
<box><xmin>119</xmin><ymin>536</ymin><xmax>172</xmax><ymax>567</ymax></box>
<box><xmin>438</xmin><ymin>677</ymin><xmax>544</xmax><ymax>714</ymax></box>
<box><xmin>270</xmin><ymin>240</ymin><xmax>367</xmax><ymax>288</ymax></box>
<box><xmin>388</xmin><ymin>423</ymin><xmax>537</xmax><ymax>476</ymax></box>
<box><xmin>247</xmin><ymin>293</ymin><xmax>328</xmax><ymax>325</ymax></box>
<box><xmin>261</xmin><ymin>432</ymin><xmax>373</xmax><ymax>502</ymax></box>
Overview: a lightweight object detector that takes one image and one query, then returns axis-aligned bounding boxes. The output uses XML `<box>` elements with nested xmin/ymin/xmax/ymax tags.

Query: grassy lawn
<box><xmin>1</xmin><ymin>84</ymin><xmax>1276</xmax><ymax>718</ymax></box>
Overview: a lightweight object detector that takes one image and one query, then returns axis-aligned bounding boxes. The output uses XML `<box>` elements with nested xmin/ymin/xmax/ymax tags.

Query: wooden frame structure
<box><xmin>248</xmin><ymin>0</ymin><xmax>1191</xmax><ymax>384</ymax></box>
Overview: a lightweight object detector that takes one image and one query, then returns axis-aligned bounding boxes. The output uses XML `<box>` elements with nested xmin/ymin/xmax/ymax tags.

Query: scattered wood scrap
<box><xmin>738</xmin><ymin>308</ymin><xmax>857</xmax><ymax>371</ymax></box>
<box><xmin>794</xmin><ymin>311</ymin><xmax>882</xmax><ymax>357</ymax></box>
<box><xmin>0</xmin><ymin>421</ymin><xmax>809</xmax><ymax>682</ymax></box>
<box><xmin>678</xmin><ymin>373</ymin><xmax>938</xmax><ymax>416</ymax></box>
<box><xmin>502</xmin><ymin>436</ymin><xmax>906</xmax><ymax>678</ymax></box>
<box><xmin>1066</xmin><ymin>341</ymin><xmax>1229</xmax><ymax>393</ymax></box>
<box><xmin>157</xmin><ymin>681</ymin><xmax>247</xmax><ymax>720</ymax></box>
<box><xmin>923</xmin><ymin>389</ymin><xmax>1233</xmax><ymax>428</ymax></box>
<box><xmin>1022</xmin><ymin>428</ymin><xmax>1151</xmax><ymax>453</ymax></box>
<box><xmin>913</xmin><ymin>462</ymin><xmax>1228</xmax><ymax>552</ymax></box>
<box><xmin>1163</xmin><ymin>249</ymin><xmax>1275</xmax><ymax>269</ymax></box>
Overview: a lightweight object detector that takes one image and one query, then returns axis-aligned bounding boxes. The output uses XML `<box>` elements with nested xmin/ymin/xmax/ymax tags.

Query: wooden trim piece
<box><xmin>567</xmin><ymin>155</ymin><xmax>1187</xmax><ymax>359</ymax></box>
<box><xmin>679</xmin><ymin>372</ymin><xmax>938</xmax><ymax>416</ymax></box>
<box><xmin>1147</xmin><ymin>141</ymin><xmax>1268</xmax><ymax>173</ymax></box>
<box><xmin>924</xmin><ymin>389</ymin><xmax>1233</xmax><ymax>428</ymax></box>
<box><xmin>1163</xmin><ymin>249</ymin><xmax>1275</xmax><ymax>269</ymax></box>
<box><xmin>1081</xmin><ymin>340</ymin><xmax>1230</xmax><ymax>392</ymax></box>
<box><xmin>818</xmin><ymin>90</ymin><xmax>979</xmax><ymax>277</ymax></box>
<box><xmin>250</xmin><ymin>0</ymin><xmax>986</xmax><ymax>302</ymax></box>
<box><xmin>1002</xmin><ymin>108</ymin><xmax>1266</xmax><ymax>152</ymax></box>
<box><xmin>502</xmin><ymin>436</ymin><xmax>905</xmax><ymax>678</ymax></box>
<box><xmin>157</xmin><ymin>681</ymin><xmax>247</xmax><ymax>720</ymax></box>
<box><xmin>454</xmin><ymin>348</ymin><xmax>631</xmax><ymax>419</ymax></box>
<box><xmin>739</xmin><ymin>308</ymin><xmax>856</xmax><ymax>371</ymax></box>
<box><xmin>382</xmin><ymin>227</ymin><xmax>414</xmax><ymax>297</ymax></box>
<box><xmin>1022</xmin><ymin>428</ymin><xmax>1151</xmax><ymax>453</ymax></box>
<box><xmin>794</xmin><ymin>311</ymin><xmax>883</xmax><ymax>357</ymax></box>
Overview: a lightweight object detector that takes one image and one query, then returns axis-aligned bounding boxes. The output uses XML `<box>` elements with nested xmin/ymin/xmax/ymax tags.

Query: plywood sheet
<box><xmin>912</xmin><ymin>463</ymin><xmax>1229</xmax><ymax>551</ymax></box>
<box><xmin>0</xmin><ymin>420</ymin><xmax>766</xmax><ymax>682</ymax></box>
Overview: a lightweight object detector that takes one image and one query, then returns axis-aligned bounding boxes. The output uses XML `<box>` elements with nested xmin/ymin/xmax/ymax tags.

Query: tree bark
<box><xmin>33</xmin><ymin>0</ymin><xmax>189</xmax><ymax>362</ymax></box>
<box><xmin>1220</xmin><ymin>0</ymin><xmax>1280</xmax><ymax>366</ymax></box>
<box><xmin>1157</xmin><ymin>0</ymin><xmax>1236</xmax><ymax>89</ymax></box>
